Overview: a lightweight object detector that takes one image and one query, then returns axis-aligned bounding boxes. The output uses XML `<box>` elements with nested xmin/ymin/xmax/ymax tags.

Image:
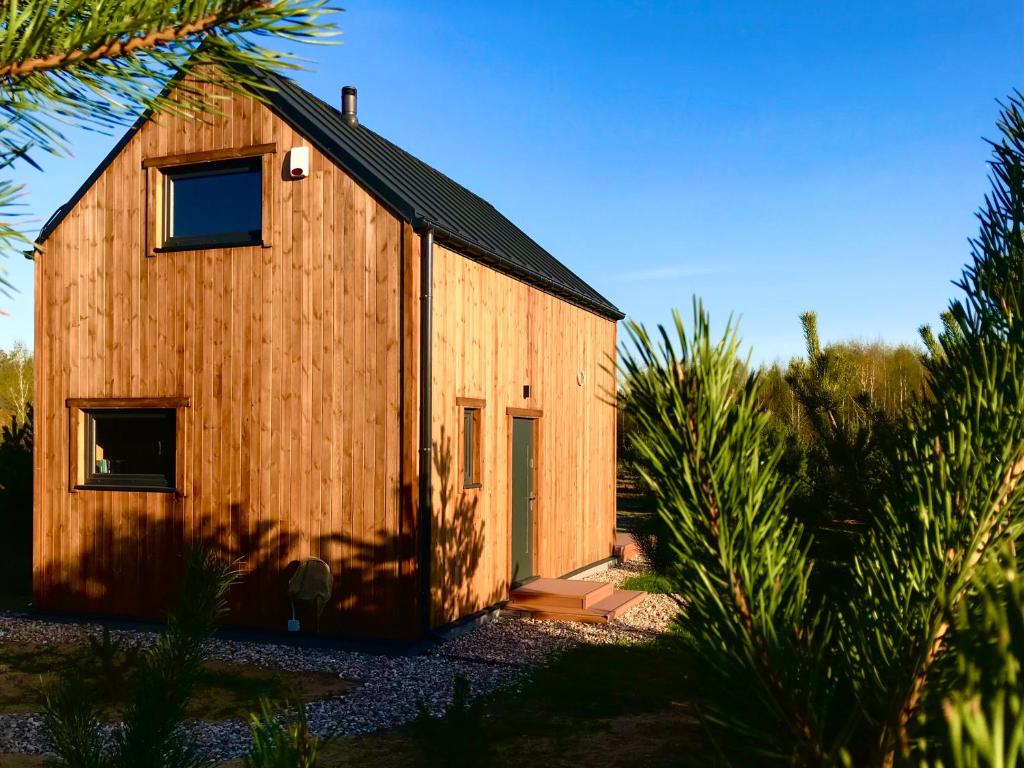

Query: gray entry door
<box><xmin>511</xmin><ymin>417</ymin><xmax>536</xmax><ymax>583</ymax></box>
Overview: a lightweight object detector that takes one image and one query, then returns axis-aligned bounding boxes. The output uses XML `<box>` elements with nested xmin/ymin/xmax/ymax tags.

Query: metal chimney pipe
<box><xmin>341</xmin><ymin>86</ymin><xmax>358</xmax><ymax>126</ymax></box>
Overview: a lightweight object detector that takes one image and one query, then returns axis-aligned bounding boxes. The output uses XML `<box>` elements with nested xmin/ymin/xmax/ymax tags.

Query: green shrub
<box><xmin>0</xmin><ymin>405</ymin><xmax>32</xmax><ymax>595</ymax></box>
<box><xmin>41</xmin><ymin>674</ymin><xmax>106</xmax><ymax>768</ymax></box>
<box><xmin>84</xmin><ymin>628</ymin><xmax>141</xmax><ymax>698</ymax></box>
<box><xmin>43</xmin><ymin>549</ymin><xmax>240</xmax><ymax>768</ymax></box>
<box><xmin>245</xmin><ymin>698</ymin><xmax>324</xmax><ymax>768</ymax></box>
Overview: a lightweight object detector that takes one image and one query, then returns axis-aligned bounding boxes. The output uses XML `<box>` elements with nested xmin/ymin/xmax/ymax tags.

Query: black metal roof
<box><xmin>37</xmin><ymin>68</ymin><xmax>623</xmax><ymax>321</ymax></box>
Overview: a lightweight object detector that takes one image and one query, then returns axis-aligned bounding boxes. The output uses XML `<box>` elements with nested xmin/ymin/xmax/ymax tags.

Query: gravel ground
<box><xmin>0</xmin><ymin>559</ymin><xmax>680</xmax><ymax>760</ymax></box>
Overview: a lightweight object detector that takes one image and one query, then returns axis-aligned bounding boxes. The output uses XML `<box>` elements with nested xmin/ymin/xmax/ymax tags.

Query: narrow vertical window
<box><xmin>462</xmin><ymin>407</ymin><xmax>481</xmax><ymax>488</ymax></box>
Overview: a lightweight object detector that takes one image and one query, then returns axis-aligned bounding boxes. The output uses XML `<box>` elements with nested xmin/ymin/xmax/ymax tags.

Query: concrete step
<box><xmin>509</xmin><ymin>577</ymin><xmax>614</xmax><ymax>610</ymax></box>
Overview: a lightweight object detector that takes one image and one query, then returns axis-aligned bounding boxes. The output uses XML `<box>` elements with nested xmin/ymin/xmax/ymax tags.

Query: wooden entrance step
<box><xmin>506</xmin><ymin>578</ymin><xmax>647</xmax><ymax>624</ymax></box>
<box><xmin>614</xmin><ymin>531</ymin><xmax>642</xmax><ymax>563</ymax></box>
<box><xmin>508</xmin><ymin>578</ymin><xmax>614</xmax><ymax>610</ymax></box>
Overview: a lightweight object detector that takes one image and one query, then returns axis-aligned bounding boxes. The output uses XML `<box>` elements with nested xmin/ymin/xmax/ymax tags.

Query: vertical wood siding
<box><xmin>34</xmin><ymin>81</ymin><xmax>618</xmax><ymax>638</ymax></box>
<box><xmin>34</xmin><ymin>84</ymin><xmax>412</xmax><ymax>638</ymax></box>
<box><xmin>429</xmin><ymin>244</ymin><xmax>618</xmax><ymax>626</ymax></box>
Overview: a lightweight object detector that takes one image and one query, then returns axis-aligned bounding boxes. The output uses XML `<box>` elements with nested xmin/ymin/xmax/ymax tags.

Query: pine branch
<box><xmin>850</xmin><ymin>93</ymin><xmax>1024</xmax><ymax>767</ymax></box>
<box><xmin>0</xmin><ymin>2</ymin><xmax>269</xmax><ymax>78</ymax></box>
<box><xmin>0</xmin><ymin>180</ymin><xmax>27</xmax><ymax>292</ymax></box>
<box><xmin>621</xmin><ymin>303</ymin><xmax>834</xmax><ymax>763</ymax></box>
<box><xmin>686</xmin><ymin>400</ymin><xmax>821</xmax><ymax>752</ymax></box>
<box><xmin>0</xmin><ymin>0</ymin><xmax>339</xmax><ymax>274</ymax></box>
<box><xmin>0</xmin><ymin>0</ymin><xmax>339</xmax><ymax>165</ymax></box>
<box><xmin>891</xmin><ymin>451</ymin><xmax>1024</xmax><ymax>760</ymax></box>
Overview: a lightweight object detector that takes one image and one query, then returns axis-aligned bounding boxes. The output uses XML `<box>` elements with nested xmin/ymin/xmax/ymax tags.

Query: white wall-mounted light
<box><xmin>287</xmin><ymin>146</ymin><xmax>309</xmax><ymax>179</ymax></box>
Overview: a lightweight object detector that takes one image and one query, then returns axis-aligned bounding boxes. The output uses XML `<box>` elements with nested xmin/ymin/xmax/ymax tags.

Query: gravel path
<box><xmin>0</xmin><ymin>559</ymin><xmax>680</xmax><ymax>760</ymax></box>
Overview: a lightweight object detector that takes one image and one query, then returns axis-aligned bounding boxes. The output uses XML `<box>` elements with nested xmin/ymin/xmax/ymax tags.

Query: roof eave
<box><xmin>415</xmin><ymin>217</ymin><xmax>624</xmax><ymax>322</ymax></box>
<box><xmin>34</xmin><ymin>67</ymin><xmax>195</xmax><ymax>245</ymax></box>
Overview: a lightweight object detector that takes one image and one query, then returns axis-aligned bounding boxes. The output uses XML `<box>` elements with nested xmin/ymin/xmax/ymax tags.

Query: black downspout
<box><xmin>417</xmin><ymin>227</ymin><xmax>434</xmax><ymax>638</ymax></box>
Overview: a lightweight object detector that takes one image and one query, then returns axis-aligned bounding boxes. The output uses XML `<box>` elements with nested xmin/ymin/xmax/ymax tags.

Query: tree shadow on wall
<box><xmin>0</xmin><ymin>406</ymin><xmax>32</xmax><ymax>596</ymax></box>
<box><xmin>198</xmin><ymin>515</ymin><xmax>421</xmax><ymax>638</ymax></box>
<box><xmin>36</xmin><ymin>508</ymin><xmax>419</xmax><ymax>639</ymax></box>
<box><xmin>432</xmin><ymin>426</ymin><xmax>486</xmax><ymax>624</ymax></box>
<box><xmin>34</xmin><ymin>432</ymin><xmax>488</xmax><ymax>639</ymax></box>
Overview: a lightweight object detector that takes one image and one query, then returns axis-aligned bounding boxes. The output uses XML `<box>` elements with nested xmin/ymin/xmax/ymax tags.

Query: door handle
<box><xmin>527</xmin><ymin>496</ymin><xmax>534</xmax><ymax>553</ymax></box>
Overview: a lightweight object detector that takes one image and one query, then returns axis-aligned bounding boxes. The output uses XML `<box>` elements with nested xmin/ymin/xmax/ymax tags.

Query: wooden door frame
<box><xmin>506</xmin><ymin>408</ymin><xmax>542</xmax><ymax>587</ymax></box>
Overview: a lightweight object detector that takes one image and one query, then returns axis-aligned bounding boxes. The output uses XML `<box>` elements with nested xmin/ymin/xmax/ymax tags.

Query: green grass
<box><xmin>620</xmin><ymin>572</ymin><xmax>676</xmax><ymax>594</ymax></box>
<box><xmin>511</xmin><ymin>637</ymin><xmax>691</xmax><ymax>719</ymax></box>
<box><xmin>274</xmin><ymin>636</ymin><xmax>708</xmax><ymax>768</ymax></box>
<box><xmin>4</xmin><ymin>622</ymin><xmax>704</xmax><ymax>767</ymax></box>
<box><xmin>0</xmin><ymin>641</ymin><xmax>352</xmax><ymax>721</ymax></box>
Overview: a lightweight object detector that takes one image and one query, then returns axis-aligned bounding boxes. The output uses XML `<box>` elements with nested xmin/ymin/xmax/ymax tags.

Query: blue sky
<box><xmin>1</xmin><ymin>1</ymin><xmax>1021</xmax><ymax>362</ymax></box>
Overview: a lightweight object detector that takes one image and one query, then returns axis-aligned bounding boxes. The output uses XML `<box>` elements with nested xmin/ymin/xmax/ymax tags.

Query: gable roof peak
<box><xmin>36</xmin><ymin>66</ymin><xmax>623</xmax><ymax>321</ymax></box>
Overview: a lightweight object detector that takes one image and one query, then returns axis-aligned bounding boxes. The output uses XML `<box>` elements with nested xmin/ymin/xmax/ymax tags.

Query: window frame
<box><xmin>159</xmin><ymin>156</ymin><xmax>263</xmax><ymax>251</ymax></box>
<box><xmin>67</xmin><ymin>397</ymin><xmax>189</xmax><ymax>495</ymax></box>
<box><xmin>458</xmin><ymin>397</ymin><xmax>485</xmax><ymax>490</ymax></box>
<box><xmin>81</xmin><ymin>409</ymin><xmax>177</xmax><ymax>492</ymax></box>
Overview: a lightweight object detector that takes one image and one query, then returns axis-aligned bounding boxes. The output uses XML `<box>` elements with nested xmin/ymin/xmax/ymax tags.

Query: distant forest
<box><xmin>0</xmin><ymin>342</ymin><xmax>32</xmax><ymax>427</ymax></box>
<box><xmin>757</xmin><ymin>334</ymin><xmax>925</xmax><ymax>442</ymax></box>
<box><xmin>0</xmin><ymin>342</ymin><xmax>32</xmax><ymax>594</ymax></box>
<box><xmin>618</xmin><ymin>313</ymin><xmax>927</xmax><ymax>491</ymax></box>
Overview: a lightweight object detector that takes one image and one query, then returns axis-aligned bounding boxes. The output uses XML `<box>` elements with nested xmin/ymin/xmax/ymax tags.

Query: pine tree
<box><xmin>781</xmin><ymin>312</ymin><xmax>901</xmax><ymax>607</ymax></box>
<box><xmin>620</xmin><ymin>92</ymin><xmax>1024</xmax><ymax>766</ymax></box>
<box><xmin>0</xmin><ymin>0</ymin><xmax>339</xmax><ymax>290</ymax></box>
<box><xmin>620</xmin><ymin>305</ymin><xmax>831</xmax><ymax>762</ymax></box>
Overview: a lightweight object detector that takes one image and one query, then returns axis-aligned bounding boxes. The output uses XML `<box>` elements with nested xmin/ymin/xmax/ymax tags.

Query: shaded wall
<box><xmin>429</xmin><ymin>244</ymin><xmax>618</xmax><ymax>625</ymax></box>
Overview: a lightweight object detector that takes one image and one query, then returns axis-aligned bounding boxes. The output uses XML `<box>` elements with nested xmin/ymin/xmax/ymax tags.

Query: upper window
<box><xmin>162</xmin><ymin>158</ymin><xmax>262</xmax><ymax>249</ymax></box>
<box><xmin>462</xmin><ymin>407</ymin><xmax>481</xmax><ymax>489</ymax></box>
<box><xmin>83</xmin><ymin>409</ymin><xmax>176</xmax><ymax>491</ymax></box>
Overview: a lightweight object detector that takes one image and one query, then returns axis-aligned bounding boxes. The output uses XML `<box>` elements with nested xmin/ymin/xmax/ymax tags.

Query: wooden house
<box><xmin>31</xmin><ymin>69</ymin><xmax>622</xmax><ymax>640</ymax></box>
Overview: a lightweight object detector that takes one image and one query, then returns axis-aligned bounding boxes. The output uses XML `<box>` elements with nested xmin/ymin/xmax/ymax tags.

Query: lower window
<box><xmin>82</xmin><ymin>409</ymin><xmax>176</xmax><ymax>491</ymax></box>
